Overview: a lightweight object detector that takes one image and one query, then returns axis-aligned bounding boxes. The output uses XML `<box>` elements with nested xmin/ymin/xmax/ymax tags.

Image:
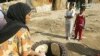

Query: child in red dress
<box><xmin>74</xmin><ymin>8</ymin><xmax>85</xmax><ymax>41</ymax></box>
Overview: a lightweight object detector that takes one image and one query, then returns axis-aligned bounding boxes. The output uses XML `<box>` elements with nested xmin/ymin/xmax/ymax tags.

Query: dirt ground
<box><xmin>28</xmin><ymin>3</ymin><xmax>100</xmax><ymax>56</ymax></box>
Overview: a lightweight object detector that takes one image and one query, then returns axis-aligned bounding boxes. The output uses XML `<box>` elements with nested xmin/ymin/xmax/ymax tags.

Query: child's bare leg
<box><xmin>79</xmin><ymin>29</ymin><xmax>83</xmax><ymax>40</ymax></box>
<box><xmin>74</xmin><ymin>28</ymin><xmax>78</xmax><ymax>39</ymax></box>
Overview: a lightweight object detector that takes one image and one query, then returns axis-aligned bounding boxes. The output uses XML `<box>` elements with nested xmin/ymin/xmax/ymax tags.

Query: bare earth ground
<box><xmin>28</xmin><ymin>3</ymin><xmax>100</xmax><ymax>56</ymax></box>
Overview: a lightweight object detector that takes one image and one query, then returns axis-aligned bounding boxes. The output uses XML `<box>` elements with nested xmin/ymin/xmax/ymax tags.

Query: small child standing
<box><xmin>65</xmin><ymin>3</ymin><xmax>76</xmax><ymax>40</ymax></box>
<box><xmin>74</xmin><ymin>7</ymin><xmax>85</xmax><ymax>41</ymax></box>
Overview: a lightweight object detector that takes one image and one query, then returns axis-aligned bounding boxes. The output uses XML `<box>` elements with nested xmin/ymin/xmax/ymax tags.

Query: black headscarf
<box><xmin>7</xmin><ymin>2</ymin><xmax>31</xmax><ymax>24</ymax></box>
<box><xmin>0</xmin><ymin>2</ymin><xmax>31</xmax><ymax>43</ymax></box>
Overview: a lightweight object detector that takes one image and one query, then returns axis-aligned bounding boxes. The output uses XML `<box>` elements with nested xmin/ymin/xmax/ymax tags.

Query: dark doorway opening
<box><xmin>52</xmin><ymin>0</ymin><xmax>56</xmax><ymax>10</ymax></box>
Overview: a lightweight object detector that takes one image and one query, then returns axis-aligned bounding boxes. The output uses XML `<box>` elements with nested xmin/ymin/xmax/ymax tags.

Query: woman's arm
<box><xmin>16</xmin><ymin>28</ymin><xmax>40</xmax><ymax>56</ymax></box>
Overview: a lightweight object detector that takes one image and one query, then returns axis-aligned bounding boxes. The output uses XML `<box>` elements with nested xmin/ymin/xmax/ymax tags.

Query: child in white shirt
<box><xmin>65</xmin><ymin>3</ymin><xmax>76</xmax><ymax>40</ymax></box>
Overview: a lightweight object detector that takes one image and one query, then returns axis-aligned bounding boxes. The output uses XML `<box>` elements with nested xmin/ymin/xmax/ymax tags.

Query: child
<box><xmin>65</xmin><ymin>3</ymin><xmax>76</xmax><ymax>40</ymax></box>
<box><xmin>74</xmin><ymin>7</ymin><xmax>85</xmax><ymax>41</ymax></box>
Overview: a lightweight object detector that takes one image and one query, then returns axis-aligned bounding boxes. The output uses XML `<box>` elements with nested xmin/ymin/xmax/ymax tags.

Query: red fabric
<box><xmin>75</xmin><ymin>14</ymin><xmax>85</xmax><ymax>29</ymax></box>
<box><xmin>75</xmin><ymin>28</ymin><xmax>83</xmax><ymax>40</ymax></box>
<box><xmin>74</xmin><ymin>14</ymin><xmax>85</xmax><ymax>40</ymax></box>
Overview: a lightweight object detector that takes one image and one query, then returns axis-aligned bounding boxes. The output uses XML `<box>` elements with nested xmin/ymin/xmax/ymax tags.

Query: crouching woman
<box><xmin>0</xmin><ymin>2</ymin><xmax>40</xmax><ymax>56</ymax></box>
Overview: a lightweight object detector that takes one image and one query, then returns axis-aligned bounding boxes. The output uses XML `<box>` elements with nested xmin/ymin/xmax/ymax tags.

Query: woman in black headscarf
<box><xmin>0</xmin><ymin>2</ymin><xmax>40</xmax><ymax>56</ymax></box>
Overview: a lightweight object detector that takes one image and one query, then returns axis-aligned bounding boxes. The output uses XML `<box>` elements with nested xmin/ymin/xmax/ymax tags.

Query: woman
<box><xmin>0</xmin><ymin>2</ymin><xmax>40</xmax><ymax>56</ymax></box>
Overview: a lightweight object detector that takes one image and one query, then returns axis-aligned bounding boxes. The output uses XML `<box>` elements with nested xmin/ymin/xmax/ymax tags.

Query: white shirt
<box><xmin>65</xmin><ymin>8</ymin><xmax>76</xmax><ymax>24</ymax></box>
<box><xmin>66</xmin><ymin>8</ymin><xmax>76</xmax><ymax>18</ymax></box>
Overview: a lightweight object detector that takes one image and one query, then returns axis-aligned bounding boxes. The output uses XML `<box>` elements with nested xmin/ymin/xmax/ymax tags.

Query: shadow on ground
<box><xmin>35</xmin><ymin>31</ymin><xmax>65</xmax><ymax>39</ymax></box>
<box><xmin>66</xmin><ymin>43</ymin><xmax>100</xmax><ymax>56</ymax></box>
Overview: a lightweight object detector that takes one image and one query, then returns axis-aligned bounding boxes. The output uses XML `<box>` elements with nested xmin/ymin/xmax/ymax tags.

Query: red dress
<box><xmin>74</xmin><ymin>14</ymin><xmax>85</xmax><ymax>40</ymax></box>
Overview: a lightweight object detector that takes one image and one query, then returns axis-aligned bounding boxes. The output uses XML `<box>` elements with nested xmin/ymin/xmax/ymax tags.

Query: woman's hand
<box><xmin>29</xmin><ymin>50</ymin><xmax>46</xmax><ymax>56</ymax></box>
<box><xmin>28</xmin><ymin>50</ymin><xmax>40</xmax><ymax>56</ymax></box>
